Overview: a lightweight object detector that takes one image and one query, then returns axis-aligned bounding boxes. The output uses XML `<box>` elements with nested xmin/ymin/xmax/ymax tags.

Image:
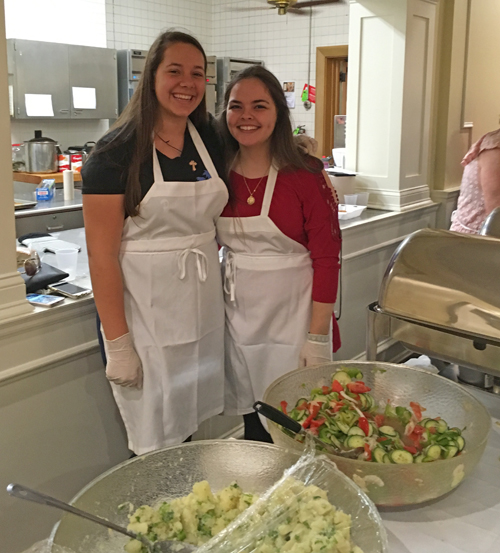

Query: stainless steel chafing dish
<box><xmin>366</xmin><ymin>227</ymin><xmax>500</xmax><ymax>383</ymax></box>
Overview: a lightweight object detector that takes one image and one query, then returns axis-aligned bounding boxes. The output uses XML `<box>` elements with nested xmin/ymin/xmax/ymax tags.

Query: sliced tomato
<box><xmin>332</xmin><ymin>380</ymin><xmax>344</xmax><ymax>393</ymax></box>
<box><xmin>333</xmin><ymin>402</ymin><xmax>344</xmax><ymax>413</ymax></box>
<box><xmin>364</xmin><ymin>443</ymin><xmax>372</xmax><ymax>461</ymax></box>
<box><xmin>280</xmin><ymin>401</ymin><xmax>288</xmax><ymax>416</ymax></box>
<box><xmin>297</xmin><ymin>402</ymin><xmax>309</xmax><ymax>411</ymax></box>
<box><xmin>409</xmin><ymin>401</ymin><xmax>425</xmax><ymax>421</ymax></box>
<box><xmin>322</xmin><ymin>385</ymin><xmax>331</xmax><ymax>395</ymax></box>
<box><xmin>403</xmin><ymin>445</ymin><xmax>418</xmax><ymax>455</ymax></box>
<box><xmin>374</xmin><ymin>414</ymin><xmax>385</xmax><ymax>428</ymax></box>
<box><xmin>346</xmin><ymin>382</ymin><xmax>371</xmax><ymax>394</ymax></box>
<box><xmin>310</xmin><ymin>417</ymin><xmax>326</xmax><ymax>429</ymax></box>
<box><xmin>377</xmin><ymin>436</ymin><xmax>389</xmax><ymax>442</ymax></box>
<box><xmin>412</xmin><ymin>425</ymin><xmax>425</xmax><ymax>435</ymax></box>
<box><xmin>308</xmin><ymin>426</ymin><xmax>319</xmax><ymax>436</ymax></box>
<box><xmin>302</xmin><ymin>404</ymin><xmax>321</xmax><ymax>429</ymax></box>
<box><xmin>358</xmin><ymin>416</ymin><xmax>370</xmax><ymax>436</ymax></box>
<box><xmin>428</xmin><ymin>426</ymin><xmax>437</xmax><ymax>434</ymax></box>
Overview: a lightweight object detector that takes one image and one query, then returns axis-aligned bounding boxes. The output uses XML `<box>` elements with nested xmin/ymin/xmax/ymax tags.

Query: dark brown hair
<box><xmin>93</xmin><ymin>30</ymin><xmax>208</xmax><ymax>217</ymax></box>
<box><xmin>218</xmin><ymin>65</ymin><xmax>322</xmax><ymax>174</ymax></box>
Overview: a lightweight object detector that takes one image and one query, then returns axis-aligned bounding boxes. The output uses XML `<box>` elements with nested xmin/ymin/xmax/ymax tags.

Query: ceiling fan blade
<box><xmin>228</xmin><ymin>6</ymin><xmax>274</xmax><ymax>11</ymax></box>
<box><xmin>287</xmin><ymin>8</ymin><xmax>309</xmax><ymax>15</ymax></box>
<box><xmin>294</xmin><ymin>0</ymin><xmax>340</xmax><ymax>8</ymax></box>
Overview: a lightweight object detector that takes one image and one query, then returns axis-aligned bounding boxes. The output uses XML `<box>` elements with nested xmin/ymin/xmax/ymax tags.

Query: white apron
<box><xmin>110</xmin><ymin>120</ymin><xmax>228</xmax><ymax>454</ymax></box>
<box><xmin>216</xmin><ymin>164</ymin><xmax>313</xmax><ymax>415</ymax></box>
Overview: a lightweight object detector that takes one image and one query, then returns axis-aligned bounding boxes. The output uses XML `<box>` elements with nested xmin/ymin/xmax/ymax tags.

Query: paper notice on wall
<box><xmin>25</xmin><ymin>94</ymin><xmax>54</xmax><ymax>116</ymax></box>
<box><xmin>72</xmin><ymin>87</ymin><xmax>96</xmax><ymax>109</ymax></box>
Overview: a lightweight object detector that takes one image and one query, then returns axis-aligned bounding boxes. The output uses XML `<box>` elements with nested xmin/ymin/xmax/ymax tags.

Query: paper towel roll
<box><xmin>63</xmin><ymin>169</ymin><xmax>75</xmax><ymax>201</ymax></box>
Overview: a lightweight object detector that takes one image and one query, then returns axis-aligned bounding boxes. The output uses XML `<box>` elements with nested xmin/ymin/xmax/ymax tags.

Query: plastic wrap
<box><xmin>193</xmin><ymin>440</ymin><xmax>386</xmax><ymax>553</ymax></box>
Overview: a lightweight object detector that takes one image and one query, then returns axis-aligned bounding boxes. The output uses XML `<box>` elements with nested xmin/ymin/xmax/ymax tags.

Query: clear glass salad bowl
<box><xmin>50</xmin><ymin>440</ymin><xmax>388</xmax><ymax>553</ymax></box>
<box><xmin>264</xmin><ymin>361</ymin><xmax>491</xmax><ymax>506</ymax></box>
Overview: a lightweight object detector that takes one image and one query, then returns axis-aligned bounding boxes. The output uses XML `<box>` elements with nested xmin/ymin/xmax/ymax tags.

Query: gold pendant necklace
<box><xmin>240</xmin><ymin>165</ymin><xmax>268</xmax><ymax>205</ymax></box>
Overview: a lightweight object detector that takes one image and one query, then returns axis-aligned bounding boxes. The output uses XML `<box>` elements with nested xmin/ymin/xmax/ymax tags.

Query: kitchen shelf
<box><xmin>13</xmin><ymin>171</ymin><xmax>82</xmax><ymax>185</ymax></box>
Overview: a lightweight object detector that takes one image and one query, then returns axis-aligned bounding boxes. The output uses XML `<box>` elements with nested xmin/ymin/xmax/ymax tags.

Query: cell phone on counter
<box><xmin>48</xmin><ymin>281</ymin><xmax>92</xmax><ymax>299</ymax></box>
<box><xmin>27</xmin><ymin>293</ymin><xmax>65</xmax><ymax>307</ymax></box>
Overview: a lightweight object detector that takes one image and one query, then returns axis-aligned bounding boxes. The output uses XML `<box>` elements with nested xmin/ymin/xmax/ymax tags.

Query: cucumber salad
<box><xmin>279</xmin><ymin>368</ymin><xmax>466</xmax><ymax>464</ymax></box>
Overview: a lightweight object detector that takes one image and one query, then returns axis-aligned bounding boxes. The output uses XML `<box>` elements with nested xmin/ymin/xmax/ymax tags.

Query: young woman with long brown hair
<box><xmin>217</xmin><ymin>65</ymin><xmax>342</xmax><ymax>442</ymax></box>
<box><xmin>82</xmin><ymin>31</ymin><xmax>228</xmax><ymax>455</ymax></box>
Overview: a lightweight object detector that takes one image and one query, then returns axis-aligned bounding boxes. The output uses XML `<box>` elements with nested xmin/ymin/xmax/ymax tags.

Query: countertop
<box><xmin>14</xmin><ymin>188</ymin><xmax>83</xmax><ymax>218</ymax></box>
<box><xmin>20</xmin><ymin>227</ymin><xmax>92</xmax><ymax>314</ymax></box>
<box><xmin>380</xmin><ymin>385</ymin><xmax>500</xmax><ymax>553</ymax></box>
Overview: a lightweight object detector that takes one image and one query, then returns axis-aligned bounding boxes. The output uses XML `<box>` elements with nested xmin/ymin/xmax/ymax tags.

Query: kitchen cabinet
<box><xmin>7</xmin><ymin>39</ymin><xmax>118</xmax><ymax>120</ymax></box>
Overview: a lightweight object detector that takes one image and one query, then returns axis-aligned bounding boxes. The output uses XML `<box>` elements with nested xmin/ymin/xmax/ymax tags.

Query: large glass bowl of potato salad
<box><xmin>264</xmin><ymin>361</ymin><xmax>491</xmax><ymax>507</ymax></box>
<box><xmin>49</xmin><ymin>440</ymin><xmax>388</xmax><ymax>553</ymax></box>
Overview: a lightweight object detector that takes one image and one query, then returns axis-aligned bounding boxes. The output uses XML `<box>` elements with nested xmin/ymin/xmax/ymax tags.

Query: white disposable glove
<box><xmin>299</xmin><ymin>333</ymin><xmax>332</xmax><ymax>368</ymax></box>
<box><xmin>103</xmin><ymin>332</ymin><xmax>143</xmax><ymax>389</ymax></box>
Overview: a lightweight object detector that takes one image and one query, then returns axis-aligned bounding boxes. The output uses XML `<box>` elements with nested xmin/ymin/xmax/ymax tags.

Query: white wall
<box><xmin>212</xmin><ymin>0</ymin><xmax>349</xmax><ymax>135</ymax></box>
<box><xmin>8</xmin><ymin>0</ymin><xmax>350</xmax><ymax>148</ymax></box>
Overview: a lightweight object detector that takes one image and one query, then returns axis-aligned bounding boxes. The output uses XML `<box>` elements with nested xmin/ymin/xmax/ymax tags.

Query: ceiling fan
<box><xmin>230</xmin><ymin>0</ymin><xmax>342</xmax><ymax>17</ymax></box>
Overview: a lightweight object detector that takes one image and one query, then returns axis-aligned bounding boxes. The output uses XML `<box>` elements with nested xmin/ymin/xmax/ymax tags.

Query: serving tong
<box><xmin>253</xmin><ymin>401</ymin><xmax>363</xmax><ymax>459</ymax></box>
<box><xmin>7</xmin><ymin>483</ymin><xmax>196</xmax><ymax>553</ymax></box>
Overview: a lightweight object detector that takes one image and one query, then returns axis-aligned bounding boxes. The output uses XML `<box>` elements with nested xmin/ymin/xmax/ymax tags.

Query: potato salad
<box><xmin>124</xmin><ymin>478</ymin><xmax>363</xmax><ymax>553</ymax></box>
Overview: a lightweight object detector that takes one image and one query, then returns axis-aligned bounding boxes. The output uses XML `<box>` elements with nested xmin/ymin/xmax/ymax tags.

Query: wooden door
<box><xmin>315</xmin><ymin>45</ymin><xmax>348</xmax><ymax>157</ymax></box>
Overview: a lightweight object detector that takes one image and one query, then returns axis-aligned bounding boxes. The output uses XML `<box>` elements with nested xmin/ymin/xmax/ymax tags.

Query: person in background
<box><xmin>81</xmin><ymin>31</ymin><xmax>228</xmax><ymax>455</ymax></box>
<box><xmin>450</xmin><ymin>128</ymin><xmax>500</xmax><ymax>234</ymax></box>
<box><xmin>216</xmin><ymin>65</ymin><xmax>342</xmax><ymax>442</ymax></box>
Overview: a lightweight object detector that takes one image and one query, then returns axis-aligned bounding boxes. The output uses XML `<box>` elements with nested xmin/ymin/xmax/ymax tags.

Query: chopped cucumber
<box><xmin>424</xmin><ymin>420</ymin><xmax>439</xmax><ymax>431</ymax></box>
<box><xmin>311</xmin><ymin>394</ymin><xmax>330</xmax><ymax>404</ymax></box>
<box><xmin>437</xmin><ymin>419</ymin><xmax>449</xmax><ymax>434</ymax></box>
<box><xmin>383</xmin><ymin>454</ymin><xmax>392</xmax><ymax>464</ymax></box>
<box><xmin>425</xmin><ymin>444</ymin><xmax>442</xmax><ymax>460</ymax></box>
<box><xmin>295</xmin><ymin>398</ymin><xmax>309</xmax><ymax>409</ymax></box>
<box><xmin>348</xmin><ymin>426</ymin><xmax>365</xmax><ymax>436</ymax></box>
<box><xmin>445</xmin><ymin>446</ymin><xmax>459</xmax><ymax>459</ymax></box>
<box><xmin>379</xmin><ymin>425</ymin><xmax>397</xmax><ymax>437</ymax></box>
<box><xmin>395</xmin><ymin>406</ymin><xmax>412</xmax><ymax>424</ymax></box>
<box><xmin>346</xmin><ymin>435</ymin><xmax>365</xmax><ymax>449</ymax></box>
<box><xmin>372</xmin><ymin>448</ymin><xmax>386</xmax><ymax>463</ymax></box>
<box><xmin>414</xmin><ymin>454</ymin><xmax>425</xmax><ymax>463</ymax></box>
<box><xmin>336</xmin><ymin>421</ymin><xmax>350</xmax><ymax>434</ymax></box>
<box><xmin>389</xmin><ymin>449</ymin><xmax>414</xmax><ymax>464</ymax></box>
<box><xmin>456</xmin><ymin>436</ymin><xmax>465</xmax><ymax>451</ymax></box>
<box><xmin>332</xmin><ymin>371</ymin><xmax>352</xmax><ymax>386</ymax></box>
<box><xmin>310</xmin><ymin>387</ymin><xmax>323</xmax><ymax>395</ymax></box>
<box><xmin>359</xmin><ymin>394</ymin><xmax>368</xmax><ymax>410</ymax></box>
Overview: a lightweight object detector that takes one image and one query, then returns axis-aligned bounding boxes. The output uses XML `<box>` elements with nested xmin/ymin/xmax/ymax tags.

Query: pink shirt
<box><xmin>450</xmin><ymin>129</ymin><xmax>500</xmax><ymax>234</ymax></box>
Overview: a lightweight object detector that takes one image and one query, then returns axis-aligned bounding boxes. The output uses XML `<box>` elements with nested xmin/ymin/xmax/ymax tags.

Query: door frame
<box><xmin>315</xmin><ymin>45</ymin><xmax>348</xmax><ymax>157</ymax></box>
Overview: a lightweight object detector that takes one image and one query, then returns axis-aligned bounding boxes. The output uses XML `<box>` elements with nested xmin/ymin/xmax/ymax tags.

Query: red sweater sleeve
<box><xmin>298</xmin><ymin>171</ymin><xmax>341</xmax><ymax>303</ymax></box>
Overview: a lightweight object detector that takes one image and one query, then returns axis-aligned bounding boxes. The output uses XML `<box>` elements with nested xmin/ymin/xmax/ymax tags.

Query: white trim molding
<box><xmin>346</xmin><ymin>0</ymin><xmax>439</xmax><ymax>211</ymax></box>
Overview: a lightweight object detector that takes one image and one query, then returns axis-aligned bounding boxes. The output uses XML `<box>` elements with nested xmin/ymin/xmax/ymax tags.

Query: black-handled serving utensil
<box><xmin>253</xmin><ymin>401</ymin><xmax>363</xmax><ymax>460</ymax></box>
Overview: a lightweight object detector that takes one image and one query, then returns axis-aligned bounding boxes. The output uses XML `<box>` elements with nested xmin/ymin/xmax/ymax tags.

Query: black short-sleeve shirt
<box><xmin>81</xmin><ymin>118</ymin><xmax>226</xmax><ymax>199</ymax></box>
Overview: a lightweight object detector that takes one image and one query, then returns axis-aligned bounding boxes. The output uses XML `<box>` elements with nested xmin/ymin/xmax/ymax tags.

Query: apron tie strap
<box><xmin>223</xmin><ymin>251</ymin><xmax>236</xmax><ymax>302</ymax></box>
<box><xmin>177</xmin><ymin>248</ymin><xmax>208</xmax><ymax>282</ymax></box>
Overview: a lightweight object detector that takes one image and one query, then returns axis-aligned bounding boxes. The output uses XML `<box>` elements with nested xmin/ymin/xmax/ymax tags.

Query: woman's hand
<box><xmin>103</xmin><ymin>332</ymin><xmax>143</xmax><ymax>389</ymax></box>
<box><xmin>299</xmin><ymin>333</ymin><xmax>332</xmax><ymax>367</ymax></box>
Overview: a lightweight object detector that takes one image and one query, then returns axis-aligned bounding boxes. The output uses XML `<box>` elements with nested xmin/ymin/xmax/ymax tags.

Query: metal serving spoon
<box><xmin>7</xmin><ymin>483</ymin><xmax>196</xmax><ymax>553</ymax></box>
<box><xmin>253</xmin><ymin>401</ymin><xmax>363</xmax><ymax>459</ymax></box>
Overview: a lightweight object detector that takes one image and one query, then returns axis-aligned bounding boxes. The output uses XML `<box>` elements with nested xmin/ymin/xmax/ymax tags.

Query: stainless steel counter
<box><xmin>14</xmin><ymin>188</ymin><xmax>83</xmax><ymax>218</ymax></box>
<box><xmin>14</xmin><ymin>189</ymin><xmax>84</xmax><ymax>237</ymax></box>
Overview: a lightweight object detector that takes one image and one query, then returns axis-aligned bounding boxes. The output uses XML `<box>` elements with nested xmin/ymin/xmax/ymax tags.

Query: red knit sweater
<box><xmin>221</xmin><ymin>167</ymin><xmax>342</xmax><ymax>351</ymax></box>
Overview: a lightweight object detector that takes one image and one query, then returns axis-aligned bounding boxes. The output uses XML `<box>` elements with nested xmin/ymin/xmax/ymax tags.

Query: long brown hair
<box><xmin>93</xmin><ymin>30</ymin><xmax>208</xmax><ymax>217</ymax></box>
<box><xmin>218</xmin><ymin>65</ymin><xmax>322</xmax><ymax>175</ymax></box>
